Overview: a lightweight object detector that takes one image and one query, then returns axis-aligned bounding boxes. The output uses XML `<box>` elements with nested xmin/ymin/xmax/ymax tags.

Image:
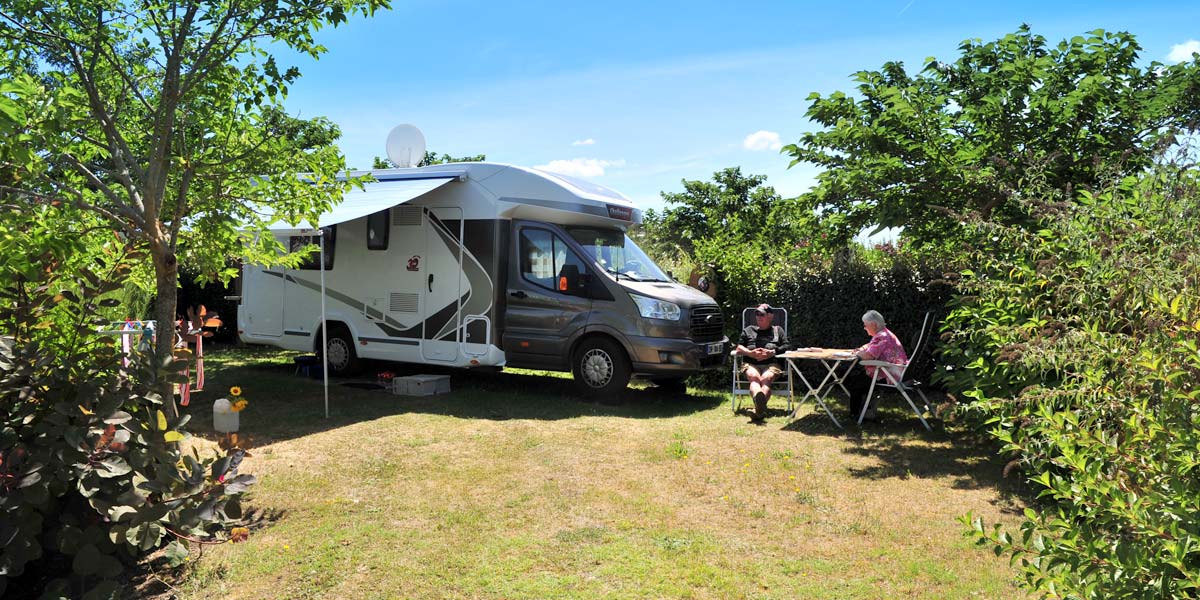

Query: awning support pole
<box><xmin>319</xmin><ymin>231</ymin><xmax>329</xmax><ymax>419</ymax></box>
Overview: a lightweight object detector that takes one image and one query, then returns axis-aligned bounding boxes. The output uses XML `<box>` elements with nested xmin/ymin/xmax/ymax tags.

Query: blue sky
<box><xmin>278</xmin><ymin>0</ymin><xmax>1200</xmax><ymax>214</ymax></box>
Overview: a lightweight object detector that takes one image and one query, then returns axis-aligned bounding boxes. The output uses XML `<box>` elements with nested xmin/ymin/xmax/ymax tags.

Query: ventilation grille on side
<box><xmin>389</xmin><ymin>292</ymin><xmax>419</xmax><ymax>313</ymax></box>
<box><xmin>392</xmin><ymin>206</ymin><xmax>422</xmax><ymax>227</ymax></box>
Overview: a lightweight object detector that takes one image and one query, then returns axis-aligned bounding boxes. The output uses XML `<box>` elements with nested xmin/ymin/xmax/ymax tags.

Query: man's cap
<box><xmin>754</xmin><ymin>303</ymin><xmax>773</xmax><ymax>316</ymax></box>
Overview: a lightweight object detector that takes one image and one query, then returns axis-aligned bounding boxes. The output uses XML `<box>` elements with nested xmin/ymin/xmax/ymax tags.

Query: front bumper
<box><xmin>626</xmin><ymin>334</ymin><xmax>728</xmax><ymax>376</ymax></box>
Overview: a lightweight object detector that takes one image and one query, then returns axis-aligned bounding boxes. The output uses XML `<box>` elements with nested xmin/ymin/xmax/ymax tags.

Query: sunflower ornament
<box><xmin>229</xmin><ymin>386</ymin><xmax>249</xmax><ymax>412</ymax></box>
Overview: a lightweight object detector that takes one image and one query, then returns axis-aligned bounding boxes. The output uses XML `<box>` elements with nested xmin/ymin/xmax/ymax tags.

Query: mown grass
<box><xmin>149</xmin><ymin>345</ymin><xmax>1028</xmax><ymax>599</ymax></box>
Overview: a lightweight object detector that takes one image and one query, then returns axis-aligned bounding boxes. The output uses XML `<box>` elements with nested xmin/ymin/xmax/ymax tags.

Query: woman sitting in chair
<box><xmin>735</xmin><ymin>303</ymin><xmax>790</xmax><ymax>424</ymax></box>
<box><xmin>848</xmin><ymin>310</ymin><xmax>908</xmax><ymax>422</ymax></box>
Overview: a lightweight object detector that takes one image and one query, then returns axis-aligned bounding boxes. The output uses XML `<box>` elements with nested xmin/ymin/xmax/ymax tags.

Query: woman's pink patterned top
<box><xmin>858</xmin><ymin>327</ymin><xmax>908</xmax><ymax>381</ymax></box>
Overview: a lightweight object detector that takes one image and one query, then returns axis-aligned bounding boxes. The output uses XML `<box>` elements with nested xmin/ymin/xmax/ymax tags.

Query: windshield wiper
<box><xmin>604</xmin><ymin>267</ymin><xmax>625</xmax><ymax>281</ymax></box>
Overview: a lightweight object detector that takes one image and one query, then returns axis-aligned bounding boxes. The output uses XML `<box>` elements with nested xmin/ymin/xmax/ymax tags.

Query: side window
<box><xmin>366</xmin><ymin>209</ymin><xmax>389</xmax><ymax>250</ymax></box>
<box><xmin>519</xmin><ymin>229</ymin><xmax>554</xmax><ymax>289</ymax></box>
<box><xmin>553</xmin><ymin>235</ymin><xmax>586</xmax><ymax>283</ymax></box>
<box><xmin>290</xmin><ymin>225</ymin><xmax>336</xmax><ymax>270</ymax></box>
<box><xmin>519</xmin><ymin>228</ymin><xmax>587</xmax><ymax>293</ymax></box>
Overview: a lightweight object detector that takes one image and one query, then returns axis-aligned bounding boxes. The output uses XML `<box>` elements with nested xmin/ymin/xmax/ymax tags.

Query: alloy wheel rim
<box><xmin>328</xmin><ymin>339</ymin><xmax>349</xmax><ymax>371</ymax></box>
<box><xmin>581</xmin><ymin>349</ymin><xmax>613</xmax><ymax>388</ymax></box>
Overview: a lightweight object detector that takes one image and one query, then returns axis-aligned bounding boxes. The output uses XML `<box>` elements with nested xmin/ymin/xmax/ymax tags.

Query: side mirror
<box><xmin>558</xmin><ymin>264</ymin><xmax>581</xmax><ymax>295</ymax></box>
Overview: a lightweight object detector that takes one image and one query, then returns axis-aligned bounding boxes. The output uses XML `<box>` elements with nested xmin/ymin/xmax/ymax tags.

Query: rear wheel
<box><xmin>322</xmin><ymin>326</ymin><xmax>361</xmax><ymax>376</ymax></box>
<box><xmin>572</xmin><ymin>337</ymin><xmax>631</xmax><ymax>397</ymax></box>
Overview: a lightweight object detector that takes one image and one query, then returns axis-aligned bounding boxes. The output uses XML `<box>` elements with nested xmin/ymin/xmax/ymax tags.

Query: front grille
<box><xmin>690</xmin><ymin>305</ymin><xmax>724</xmax><ymax>342</ymax></box>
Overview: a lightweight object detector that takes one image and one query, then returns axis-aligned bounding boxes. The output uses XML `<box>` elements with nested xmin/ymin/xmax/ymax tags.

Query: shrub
<box><xmin>0</xmin><ymin>251</ymin><xmax>253</xmax><ymax>598</ymax></box>
<box><xmin>685</xmin><ymin>243</ymin><xmax>955</xmax><ymax>389</ymax></box>
<box><xmin>939</xmin><ymin>167</ymin><xmax>1200</xmax><ymax>598</ymax></box>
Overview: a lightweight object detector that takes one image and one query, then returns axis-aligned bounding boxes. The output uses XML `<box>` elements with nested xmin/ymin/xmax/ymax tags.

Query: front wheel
<box><xmin>572</xmin><ymin>338</ymin><xmax>631</xmax><ymax>397</ymax></box>
<box><xmin>322</xmin><ymin>327</ymin><xmax>361</xmax><ymax>376</ymax></box>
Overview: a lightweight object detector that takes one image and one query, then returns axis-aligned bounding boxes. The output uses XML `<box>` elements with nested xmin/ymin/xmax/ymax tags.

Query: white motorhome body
<box><xmin>238</xmin><ymin>162</ymin><xmax>727</xmax><ymax>394</ymax></box>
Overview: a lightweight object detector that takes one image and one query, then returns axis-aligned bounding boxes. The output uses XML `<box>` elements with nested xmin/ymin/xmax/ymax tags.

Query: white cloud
<box><xmin>571</xmin><ymin>138</ymin><xmax>596</xmax><ymax>146</ymax></box>
<box><xmin>534</xmin><ymin>158</ymin><xmax>626</xmax><ymax>177</ymax></box>
<box><xmin>1168</xmin><ymin>40</ymin><xmax>1200</xmax><ymax>63</ymax></box>
<box><xmin>743</xmin><ymin>130</ymin><xmax>783</xmax><ymax>151</ymax></box>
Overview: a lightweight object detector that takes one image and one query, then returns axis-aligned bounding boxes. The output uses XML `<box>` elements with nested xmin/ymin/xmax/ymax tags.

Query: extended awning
<box><xmin>265</xmin><ymin>171</ymin><xmax>463</xmax><ymax>233</ymax></box>
<box><xmin>248</xmin><ymin>169</ymin><xmax>464</xmax><ymax>420</ymax></box>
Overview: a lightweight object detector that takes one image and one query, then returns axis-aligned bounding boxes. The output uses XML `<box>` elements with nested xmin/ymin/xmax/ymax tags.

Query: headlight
<box><xmin>630</xmin><ymin>294</ymin><xmax>681</xmax><ymax>321</ymax></box>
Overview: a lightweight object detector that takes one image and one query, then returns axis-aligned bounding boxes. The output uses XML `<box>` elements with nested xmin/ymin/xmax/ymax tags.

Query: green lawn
<box><xmin>153</xmin><ymin>346</ymin><xmax>1027</xmax><ymax>599</ymax></box>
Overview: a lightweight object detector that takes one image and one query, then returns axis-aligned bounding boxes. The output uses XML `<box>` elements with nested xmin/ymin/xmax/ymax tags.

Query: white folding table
<box><xmin>780</xmin><ymin>348</ymin><xmax>859</xmax><ymax>428</ymax></box>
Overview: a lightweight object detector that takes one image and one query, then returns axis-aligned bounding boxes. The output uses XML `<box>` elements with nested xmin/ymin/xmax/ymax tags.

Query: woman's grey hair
<box><xmin>862</xmin><ymin>310</ymin><xmax>886</xmax><ymax>328</ymax></box>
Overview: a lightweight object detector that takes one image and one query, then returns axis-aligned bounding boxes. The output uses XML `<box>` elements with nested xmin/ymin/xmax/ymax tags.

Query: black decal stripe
<box><xmin>359</xmin><ymin>337</ymin><xmax>419</xmax><ymax>346</ymax></box>
<box><xmin>284</xmin><ymin>330</ymin><xmax>308</xmax><ymax>337</ymax></box>
<box><xmin>267</xmin><ymin>270</ymin><xmax>426</xmax><ymax>337</ymax></box>
<box><xmin>427</xmin><ymin>213</ymin><xmax>494</xmax><ymax>340</ymax></box>
<box><xmin>421</xmin><ymin>297</ymin><xmax>460</xmax><ymax>340</ymax></box>
<box><xmin>263</xmin><ymin>221</ymin><xmax>495</xmax><ymax>345</ymax></box>
<box><xmin>376</xmin><ymin>322</ymin><xmax>420</xmax><ymax>339</ymax></box>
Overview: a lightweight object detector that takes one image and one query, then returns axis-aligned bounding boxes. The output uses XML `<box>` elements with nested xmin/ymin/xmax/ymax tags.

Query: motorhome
<box><xmin>237</xmin><ymin>162</ymin><xmax>727</xmax><ymax>395</ymax></box>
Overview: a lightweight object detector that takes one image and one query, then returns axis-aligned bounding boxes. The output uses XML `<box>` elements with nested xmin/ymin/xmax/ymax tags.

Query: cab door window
<box><xmin>519</xmin><ymin>228</ymin><xmax>587</xmax><ymax>293</ymax></box>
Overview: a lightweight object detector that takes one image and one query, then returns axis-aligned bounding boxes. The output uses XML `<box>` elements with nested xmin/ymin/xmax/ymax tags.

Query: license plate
<box><xmin>705</xmin><ymin>342</ymin><xmax>723</xmax><ymax>355</ymax></box>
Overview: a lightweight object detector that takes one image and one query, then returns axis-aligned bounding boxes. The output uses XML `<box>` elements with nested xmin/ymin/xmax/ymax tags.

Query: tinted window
<box><xmin>520</xmin><ymin>229</ymin><xmax>554</xmax><ymax>288</ymax></box>
<box><xmin>519</xmin><ymin>228</ymin><xmax>587</xmax><ymax>293</ymax></box>
<box><xmin>290</xmin><ymin>225</ymin><xmax>336</xmax><ymax>270</ymax></box>
<box><xmin>366</xmin><ymin>209</ymin><xmax>389</xmax><ymax>250</ymax></box>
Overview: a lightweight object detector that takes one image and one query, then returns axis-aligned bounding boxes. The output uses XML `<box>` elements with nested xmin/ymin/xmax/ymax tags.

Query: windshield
<box><xmin>566</xmin><ymin>227</ymin><xmax>671</xmax><ymax>282</ymax></box>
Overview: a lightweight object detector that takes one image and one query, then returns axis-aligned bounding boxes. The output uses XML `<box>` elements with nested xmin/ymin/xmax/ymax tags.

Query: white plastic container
<box><xmin>392</xmin><ymin>374</ymin><xmax>451</xmax><ymax>396</ymax></box>
<box><xmin>213</xmin><ymin>398</ymin><xmax>239</xmax><ymax>433</ymax></box>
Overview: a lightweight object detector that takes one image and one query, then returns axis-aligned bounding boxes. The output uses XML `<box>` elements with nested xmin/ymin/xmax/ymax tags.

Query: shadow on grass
<box><xmin>841</xmin><ymin>424</ymin><xmax>1029</xmax><ymax>513</ymax></box>
<box><xmin>781</xmin><ymin>393</ymin><xmax>1030</xmax><ymax>511</ymax></box>
<box><xmin>184</xmin><ymin>346</ymin><xmax>726</xmax><ymax>445</ymax></box>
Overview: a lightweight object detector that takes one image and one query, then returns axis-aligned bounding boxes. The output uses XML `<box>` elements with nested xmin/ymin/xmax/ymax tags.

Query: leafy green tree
<box><xmin>943</xmin><ymin>164</ymin><xmax>1200</xmax><ymax>598</ymax></box>
<box><xmin>637</xmin><ymin>167</ymin><xmax>805</xmax><ymax>262</ymax></box>
<box><xmin>784</xmin><ymin>26</ymin><xmax>1200</xmax><ymax>247</ymax></box>
<box><xmin>0</xmin><ymin>201</ymin><xmax>255</xmax><ymax>596</ymax></box>
<box><xmin>0</xmin><ymin>0</ymin><xmax>389</xmax><ymax>418</ymax></box>
<box><xmin>371</xmin><ymin>150</ymin><xmax>487</xmax><ymax>169</ymax></box>
<box><xmin>634</xmin><ymin>167</ymin><xmax>812</xmax><ymax>321</ymax></box>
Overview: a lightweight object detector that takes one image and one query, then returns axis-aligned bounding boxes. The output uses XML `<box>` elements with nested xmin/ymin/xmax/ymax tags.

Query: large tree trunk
<box><xmin>152</xmin><ymin>245</ymin><xmax>180</xmax><ymax>420</ymax></box>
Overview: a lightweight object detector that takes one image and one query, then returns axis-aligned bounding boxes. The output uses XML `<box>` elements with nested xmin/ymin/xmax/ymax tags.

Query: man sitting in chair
<box><xmin>735</xmin><ymin>303</ymin><xmax>791</xmax><ymax>424</ymax></box>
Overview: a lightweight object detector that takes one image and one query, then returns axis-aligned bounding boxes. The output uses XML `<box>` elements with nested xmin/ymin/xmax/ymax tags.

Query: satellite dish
<box><xmin>385</xmin><ymin>124</ymin><xmax>426</xmax><ymax>168</ymax></box>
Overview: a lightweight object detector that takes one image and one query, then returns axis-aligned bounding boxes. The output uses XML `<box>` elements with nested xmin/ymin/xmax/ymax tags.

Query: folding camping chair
<box><xmin>730</xmin><ymin>306</ymin><xmax>794</xmax><ymax>415</ymax></box>
<box><xmin>857</xmin><ymin>311</ymin><xmax>938</xmax><ymax>431</ymax></box>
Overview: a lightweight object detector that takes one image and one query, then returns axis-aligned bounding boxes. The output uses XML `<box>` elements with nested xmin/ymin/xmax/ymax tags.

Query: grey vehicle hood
<box><xmin>618</xmin><ymin>280</ymin><xmax>718</xmax><ymax>308</ymax></box>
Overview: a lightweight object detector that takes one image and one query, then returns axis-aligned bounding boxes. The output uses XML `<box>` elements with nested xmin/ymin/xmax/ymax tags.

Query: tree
<box><xmin>784</xmin><ymin>26</ymin><xmax>1200</xmax><ymax>247</ymax></box>
<box><xmin>637</xmin><ymin>167</ymin><xmax>804</xmax><ymax>261</ymax></box>
<box><xmin>371</xmin><ymin>150</ymin><xmax>487</xmax><ymax>169</ymax></box>
<box><xmin>0</xmin><ymin>0</ymin><xmax>389</xmax><ymax>417</ymax></box>
<box><xmin>635</xmin><ymin>167</ymin><xmax>809</xmax><ymax>311</ymax></box>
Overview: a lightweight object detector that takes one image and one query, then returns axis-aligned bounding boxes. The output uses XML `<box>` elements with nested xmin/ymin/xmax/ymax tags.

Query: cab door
<box><xmin>502</xmin><ymin>224</ymin><xmax>592</xmax><ymax>368</ymax></box>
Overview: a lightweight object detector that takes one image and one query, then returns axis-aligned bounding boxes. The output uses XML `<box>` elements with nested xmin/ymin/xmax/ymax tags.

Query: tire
<box><xmin>322</xmin><ymin>326</ymin><xmax>361</xmax><ymax>376</ymax></box>
<box><xmin>651</xmin><ymin>377</ymin><xmax>688</xmax><ymax>395</ymax></box>
<box><xmin>572</xmin><ymin>337</ymin><xmax>631</xmax><ymax>397</ymax></box>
